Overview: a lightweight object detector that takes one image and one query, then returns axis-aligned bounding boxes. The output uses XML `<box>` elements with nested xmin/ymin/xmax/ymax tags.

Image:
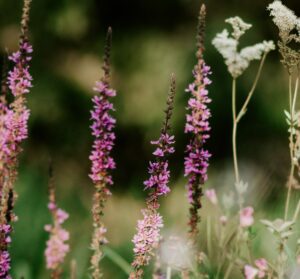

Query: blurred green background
<box><xmin>1</xmin><ymin>0</ymin><xmax>300</xmax><ymax>278</ymax></box>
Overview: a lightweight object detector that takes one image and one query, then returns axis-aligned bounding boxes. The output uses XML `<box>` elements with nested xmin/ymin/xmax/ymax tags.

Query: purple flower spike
<box><xmin>89</xmin><ymin>27</ymin><xmax>117</xmax><ymax>279</ymax></box>
<box><xmin>130</xmin><ymin>75</ymin><xmax>176</xmax><ymax>279</ymax></box>
<box><xmin>184</xmin><ymin>4</ymin><xmax>212</xmax><ymax>243</ymax></box>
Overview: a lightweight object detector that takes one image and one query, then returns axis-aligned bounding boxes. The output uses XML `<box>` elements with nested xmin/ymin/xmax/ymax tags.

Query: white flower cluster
<box><xmin>267</xmin><ymin>1</ymin><xmax>298</xmax><ymax>37</ymax></box>
<box><xmin>212</xmin><ymin>17</ymin><xmax>275</xmax><ymax>78</ymax></box>
<box><xmin>225</xmin><ymin>16</ymin><xmax>252</xmax><ymax>40</ymax></box>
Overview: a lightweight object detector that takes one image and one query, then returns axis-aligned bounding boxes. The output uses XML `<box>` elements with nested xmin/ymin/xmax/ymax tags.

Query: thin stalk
<box><xmin>236</xmin><ymin>53</ymin><xmax>267</xmax><ymax>123</ymax></box>
<box><xmin>232</xmin><ymin>78</ymin><xmax>239</xmax><ymax>183</ymax></box>
<box><xmin>285</xmin><ymin>75</ymin><xmax>299</xmax><ymax>220</ymax></box>
<box><xmin>232</xmin><ymin>54</ymin><xmax>267</xmax><ymax>185</ymax></box>
<box><xmin>103</xmin><ymin>246</ymin><xmax>132</xmax><ymax>275</ymax></box>
<box><xmin>223</xmin><ymin>262</ymin><xmax>234</xmax><ymax>279</ymax></box>
<box><xmin>293</xmin><ymin>199</ymin><xmax>300</xmax><ymax>222</ymax></box>
<box><xmin>166</xmin><ymin>266</ymin><xmax>172</xmax><ymax>279</ymax></box>
<box><xmin>207</xmin><ymin>217</ymin><xmax>212</xmax><ymax>258</ymax></box>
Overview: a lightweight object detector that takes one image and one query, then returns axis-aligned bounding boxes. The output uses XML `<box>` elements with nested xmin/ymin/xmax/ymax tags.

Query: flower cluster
<box><xmin>212</xmin><ymin>17</ymin><xmax>275</xmax><ymax>78</ymax></box>
<box><xmin>89</xmin><ymin>81</ymin><xmax>116</xmax><ymax>186</ymax></box>
<box><xmin>244</xmin><ymin>258</ymin><xmax>268</xmax><ymax>279</ymax></box>
<box><xmin>131</xmin><ymin>131</ymin><xmax>175</xmax><ymax>278</ymax></box>
<box><xmin>0</xmin><ymin>41</ymin><xmax>32</xmax><ymax>176</ymax></box>
<box><xmin>268</xmin><ymin>1</ymin><xmax>300</xmax><ymax>71</ymax></box>
<box><xmin>44</xmin><ymin>202</ymin><xmax>70</xmax><ymax>271</ymax></box>
<box><xmin>0</xmin><ymin>224</ymin><xmax>11</xmax><ymax>279</ymax></box>
<box><xmin>184</xmin><ymin>63</ymin><xmax>212</xmax><ymax>201</ymax></box>
<box><xmin>240</xmin><ymin>206</ymin><xmax>254</xmax><ymax>227</ymax></box>
<box><xmin>7</xmin><ymin>42</ymin><xmax>33</xmax><ymax>97</ymax></box>
<box><xmin>144</xmin><ymin>133</ymin><xmax>175</xmax><ymax>195</ymax></box>
<box><xmin>267</xmin><ymin>1</ymin><xmax>299</xmax><ymax>38</ymax></box>
<box><xmin>132</xmin><ymin>209</ymin><xmax>163</xmax><ymax>262</ymax></box>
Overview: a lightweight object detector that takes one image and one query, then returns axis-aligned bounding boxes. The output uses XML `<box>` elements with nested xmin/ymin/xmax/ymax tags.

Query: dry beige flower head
<box><xmin>268</xmin><ymin>1</ymin><xmax>300</xmax><ymax>72</ymax></box>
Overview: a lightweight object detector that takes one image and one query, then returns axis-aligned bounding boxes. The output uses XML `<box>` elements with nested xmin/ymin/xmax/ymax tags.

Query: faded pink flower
<box><xmin>255</xmin><ymin>258</ymin><xmax>268</xmax><ymax>278</ymax></box>
<box><xmin>244</xmin><ymin>265</ymin><xmax>258</xmax><ymax>279</ymax></box>
<box><xmin>205</xmin><ymin>189</ymin><xmax>218</xmax><ymax>205</ymax></box>
<box><xmin>220</xmin><ymin>215</ymin><xmax>228</xmax><ymax>225</ymax></box>
<box><xmin>240</xmin><ymin>206</ymin><xmax>254</xmax><ymax>227</ymax></box>
<box><xmin>44</xmin><ymin>202</ymin><xmax>69</xmax><ymax>271</ymax></box>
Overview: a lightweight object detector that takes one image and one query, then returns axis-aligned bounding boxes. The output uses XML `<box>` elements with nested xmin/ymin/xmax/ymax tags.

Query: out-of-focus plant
<box><xmin>44</xmin><ymin>165</ymin><xmax>70</xmax><ymax>279</ymax></box>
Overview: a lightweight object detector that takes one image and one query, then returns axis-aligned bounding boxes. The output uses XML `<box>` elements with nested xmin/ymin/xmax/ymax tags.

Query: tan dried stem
<box><xmin>196</xmin><ymin>4</ymin><xmax>206</xmax><ymax>60</ymax></box>
<box><xmin>101</xmin><ymin>27</ymin><xmax>112</xmax><ymax>86</ymax></box>
<box><xmin>162</xmin><ymin>73</ymin><xmax>176</xmax><ymax>134</ymax></box>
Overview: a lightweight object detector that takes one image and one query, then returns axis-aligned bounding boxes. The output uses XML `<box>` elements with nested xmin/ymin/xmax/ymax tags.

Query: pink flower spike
<box><xmin>244</xmin><ymin>265</ymin><xmax>259</xmax><ymax>279</ymax></box>
<box><xmin>205</xmin><ymin>189</ymin><xmax>218</xmax><ymax>205</ymax></box>
<box><xmin>240</xmin><ymin>207</ymin><xmax>254</xmax><ymax>228</ymax></box>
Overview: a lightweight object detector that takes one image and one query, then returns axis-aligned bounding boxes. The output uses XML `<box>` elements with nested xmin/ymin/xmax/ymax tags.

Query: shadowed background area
<box><xmin>0</xmin><ymin>0</ymin><xmax>300</xmax><ymax>278</ymax></box>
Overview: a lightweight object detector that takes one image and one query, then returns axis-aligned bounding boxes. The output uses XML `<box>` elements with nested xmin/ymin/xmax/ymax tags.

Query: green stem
<box><xmin>236</xmin><ymin>53</ymin><xmax>267</xmax><ymax>123</ymax></box>
<box><xmin>166</xmin><ymin>266</ymin><xmax>172</xmax><ymax>279</ymax></box>
<box><xmin>232</xmin><ymin>78</ymin><xmax>239</xmax><ymax>184</ymax></box>
<box><xmin>285</xmin><ymin>75</ymin><xmax>299</xmax><ymax>220</ymax></box>
<box><xmin>223</xmin><ymin>262</ymin><xmax>234</xmax><ymax>279</ymax></box>
<box><xmin>232</xmin><ymin>54</ymin><xmax>267</xmax><ymax>186</ymax></box>
<box><xmin>103</xmin><ymin>246</ymin><xmax>132</xmax><ymax>275</ymax></box>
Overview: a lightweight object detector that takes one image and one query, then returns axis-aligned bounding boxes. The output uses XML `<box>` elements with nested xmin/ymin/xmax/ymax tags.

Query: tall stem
<box><xmin>232</xmin><ymin>54</ymin><xmax>268</xmax><ymax>185</ymax></box>
<box><xmin>285</xmin><ymin>75</ymin><xmax>299</xmax><ymax>220</ymax></box>
<box><xmin>166</xmin><ymin>266</ymin><xmax>172</xmax><ymax>279</ymax></box>
<box><xmin>232</xmin><ymin>78</ymin><xmax>239</xmax><ymax>183</ymax></box>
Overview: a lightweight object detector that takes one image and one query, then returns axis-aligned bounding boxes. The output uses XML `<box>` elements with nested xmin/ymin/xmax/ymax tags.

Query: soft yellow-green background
<box><xmin>0</xmin><ymin>0</ymin><xmax>299</xmax><ymax>277</ymax></box>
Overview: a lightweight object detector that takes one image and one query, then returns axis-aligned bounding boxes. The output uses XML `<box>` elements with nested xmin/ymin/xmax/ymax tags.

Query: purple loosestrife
<box><xmin>89</xmin><ymin>27</ymin><xmax>116</xmax><ymax>279</ymax></box>
<box><xmin>0</xmin><ymin>0</ymin><xmax>32</xmax><ymax>218</ymax></box>
<box><xmin>0</xmin><ymin>1</ymin><xmax>32</xmax><ymax>277</ymax></box>
<box><xmin>130</xmin><ymin>75</ymin><xmax>176</xmax><ymax>279</ymax></box>
<box><xmin>184</xmin><ymin>4</ymin><xmax>212</xmax><ymax>244</ymax></box>
<box><xmin>0</xmin><ymin>190</ymin><xmax>13</xmax><ymax>279</ymax></box>
<box><xmin>44</xmin><ymin>166</ymin><xmax>70</xmax><ymax>279</ymax></box>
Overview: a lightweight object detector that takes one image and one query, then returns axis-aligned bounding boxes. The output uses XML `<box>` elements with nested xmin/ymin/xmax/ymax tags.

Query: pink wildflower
<box><xmin>205</xmin><ymin>189</ymin><xmax>218</xmax><ymax>205</ymax></box>
<box><xmin>240</xmin><ymin>207</ymin><xmax>254</xmax><ymax>227</ymax></box>
<box><xmin>44</xmin><ymin>202</ymin><xmax>70</xmax><ymax>271</ymax></box>
<box><xmin>255</xmin><ymin>258</ymin><xmax>268</xmax><ymax>278</ymax></box>
<box><xmin>244</xmin><ymin>265</ymin><xmax>259</xmax><ymax>279</ymax></box>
